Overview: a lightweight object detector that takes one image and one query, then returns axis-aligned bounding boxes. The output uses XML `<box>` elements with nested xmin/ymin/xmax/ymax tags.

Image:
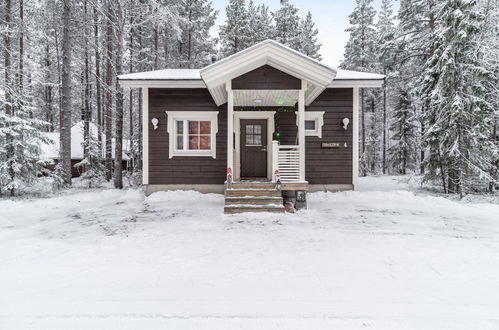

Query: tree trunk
<box><xmin>19</xmin><ymin>0</ymin><xmax>24</xmax><ymax>95</ymax></box>
<box><xmin>3</xmin><ymin>0</ymin><xmax>15</xmax><ymax>195</ymax></box>
<box><xmin>361</xmin><ymin>88</ymin><xmax>366</xmax><ymax>176</ymax></box>
<box><xmin>93</xmin><ymin>3</ymin><xmax>103</xmax><ymax>145</ymax></box>
<box><xmin>114</xmin><ymin>0</ymin><xmax>124</xmax><ymax>189</ymax></box>
<box><xmin>129</xmin><ymin>17</ymin><xmax>134</xmax><ymax>171</ymax></box>
<box><xmin>83</xmin><ymin>0</ymin><xmax>90</xmax><ymax>160</ymax></box>
<box><xmin>44</xmin><ymin>44</ymin><xmax>54</xmax><ymax>131</ymax></box>
<box><xmin>382</xmin><ymin>69</ymin><xmax>387</xmax><ymax>174</ymax></box>
<box><xmin>105</xmin><ymin>0</ymin><xmax>114</xmax><ymax>181</ymax></box>
<box><xmin>60</xmin><ymin>0</ymin><xmax>73</xmax><ymax>186</ymax></box>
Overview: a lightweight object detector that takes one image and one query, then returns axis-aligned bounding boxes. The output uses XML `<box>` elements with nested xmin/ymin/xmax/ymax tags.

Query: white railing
<box><xmin>272</xmin><ymin>141</ymin><xmax>301</xmax><ymax>182</ymax></box>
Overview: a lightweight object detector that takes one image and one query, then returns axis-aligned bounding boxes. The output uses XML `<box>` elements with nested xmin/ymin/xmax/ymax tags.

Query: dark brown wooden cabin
<box><xmin>118</xmin><ymin>40</ymin><xmax>384</xmax><ymax>212</ymax></box>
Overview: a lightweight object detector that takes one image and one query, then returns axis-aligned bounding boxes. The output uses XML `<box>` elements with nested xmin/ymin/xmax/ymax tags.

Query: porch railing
<box><xmin>272</xmin><ymin>141</ymin><xmax>301</xmax><ymax>182</ymax></box>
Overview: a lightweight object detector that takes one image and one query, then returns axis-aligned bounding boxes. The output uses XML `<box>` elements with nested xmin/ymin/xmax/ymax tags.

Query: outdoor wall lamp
<box><xmin>342</xmin><ymin>117</ymin><xmax>350</xmax><ymax>130</ymax></box>
<box><xmin>151</xmin><ymin>118</ymin><xmax>159</xmax><ymax>130</ymax></box>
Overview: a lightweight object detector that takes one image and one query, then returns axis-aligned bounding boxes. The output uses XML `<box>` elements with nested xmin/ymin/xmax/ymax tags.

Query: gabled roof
<box><xmin>118</xmin><ymin>40</ymin><xmax>385</xmax><ymax>105</ymax></box>
<box><xmin>200</xmin><ymin>40</ymin><xmax>337</xmax><ymax>106</ymax></box>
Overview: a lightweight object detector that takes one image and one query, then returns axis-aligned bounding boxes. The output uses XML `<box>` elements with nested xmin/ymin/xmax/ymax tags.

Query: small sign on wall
<box><xmin>321</xmin><ymin>142</ymin><xmax>341</xmax><ymax>148</ymax></box>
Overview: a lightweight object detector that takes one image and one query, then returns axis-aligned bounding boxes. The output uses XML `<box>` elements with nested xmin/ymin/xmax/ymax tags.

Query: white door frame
<box><xmin>233</xmin><ymin>111</ymin><xmax>276</xmax><ymax>180</ymax></box>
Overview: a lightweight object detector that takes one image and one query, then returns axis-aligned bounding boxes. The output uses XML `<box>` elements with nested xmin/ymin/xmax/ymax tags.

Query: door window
<box><xmin>245</xmin><ymin>124</ymin><xmax>262</xmax><ymax>146</ymax></box>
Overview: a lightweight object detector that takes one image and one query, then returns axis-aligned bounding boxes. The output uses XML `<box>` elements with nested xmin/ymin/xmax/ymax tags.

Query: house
<box><xmin>118</xmin><ymin>40</ymin><xmax>384</xmax><ymax>213</ymax></box>
<box><xmin>41</xmin><ymin>121</ymin><xmax>131</xmax><ymax>177</ymax></box>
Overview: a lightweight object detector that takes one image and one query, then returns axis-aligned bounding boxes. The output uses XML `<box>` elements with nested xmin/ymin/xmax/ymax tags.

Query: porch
<box><xmin>227</xmin><ymin>85</ymin><xmax>309</xmax><ymax>185</ymax></box>
<box><xmin>224</xmin><ymin>86</ymin><xmax>310</xmax><ymax>214</ymax></box>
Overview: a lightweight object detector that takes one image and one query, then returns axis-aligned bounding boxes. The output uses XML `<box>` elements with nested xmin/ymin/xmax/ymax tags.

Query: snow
<box><xmin>40</xmin><ymin>121</ymin><xmax>131</xmax><ymax>161</ymax></box>
<box><xmin>335</xmin><ymin>69</ymin><xmax>386</xmax><ymax>80</ymax></box>
<box><xmin>117</xmin><ymin>68</ymin><xmax>385</xmax><ymax>82</ymax></box>
<box><xmin>1</xmin><ymin>176</ymin><xmax>498</xmax><ymax>329</ymax></box>
<box><xmin>118</xmin><ymin>68</ymin><xmax>202</xmax><ymax>81</ymax></box>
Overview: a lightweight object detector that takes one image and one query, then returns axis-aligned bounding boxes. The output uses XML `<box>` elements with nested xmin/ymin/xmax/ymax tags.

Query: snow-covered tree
<box><xmin>296</xmin><ymin>11</ymin><xmax>321</xmax><ymax>60</ymax></box>
<box><xmin>375</xmin><ymin>0</ymin><xmax>396</xmax><ymax>173</ymax></box>
<box><xmin>74</xmin><ymin>126</ymin><xmax>106</xmax><ymax>188</ymax></box>
<box><xmin>253</xmin><ymin>4</ymin><xmax>274</xmax><ymax>43</ymax></box>
<box><xmin>389</xmin><ymin>88</ymin><xmax>418</xmax><ymax>174</ymax></box>
<box><xmin>178</xmin><ymin>0</ymin><xmax>217</xmax><ymax>68</ymax></box>
<box><xmin>273</xmin><ymin>0</ymin><xmax>300</xmax><ymax>49</ymax></box>
<box><xmin>340</xmin><ymin>0</ymin><xmax>377</xmax><ymax>176</ymax></box>
<box><xmin>219</xmin><ymin>0</ymin><xmax>251</xmax><ymax>57</ymax></box>
<box><xmin>420</xmin><ymin>0</ymin><xmax>498</xmax><ymax>194</ymax></box>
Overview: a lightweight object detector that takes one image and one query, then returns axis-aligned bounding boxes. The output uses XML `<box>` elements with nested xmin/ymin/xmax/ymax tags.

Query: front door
<box><xmin>240</xmin><ymin>119</ymin><xmax>267</xmax><ymax>179</ymax></box>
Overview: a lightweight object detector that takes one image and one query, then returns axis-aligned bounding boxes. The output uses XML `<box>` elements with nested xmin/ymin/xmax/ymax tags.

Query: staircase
<box><xmin>224</xmin><ymin>182</ymin><xmax>285</xmax><ymax>214</ymax></box>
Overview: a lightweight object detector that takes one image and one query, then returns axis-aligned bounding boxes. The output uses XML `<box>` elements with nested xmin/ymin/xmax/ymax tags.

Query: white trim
<box><xmin>295</xmin><ymin>111</ymin><xmax>325</xmax><ymax>138</ymax></box>
<box><xmin>119</xmin><ymin>80</ymin><xmax>206</xmax><ymax>88</ymax></box>
<box><xmin>329</xmin><ymin>80</ymin><xmax>384</xmax><ymax>88</ymax></box>
<box><xmin>352</xmin><ymin>87</ymin><xmax>360</xmax><ymax>186</ymax></box>
<box><xmin>142</xmin><ymin>88</ymin><xmax>149</xmax><ymax>185</ymax></box>
<box><xmin>298</xmin><ymin>80</ymin><xmax>306</xmax><ymax>181</ymax></box>
<box><xmin>165</xmin><ymin>111</ymin><xmax>219</xmax><ymax>159</ymax></box>
<box><xmin>233</xmin><ymin>111</ymin><xmax>276</xmax><ymax>180</ymax></box>
<box><xmin>226</xmin><ymin>81</ymin><xmax>234</xmax><ymax>172</ymax></box>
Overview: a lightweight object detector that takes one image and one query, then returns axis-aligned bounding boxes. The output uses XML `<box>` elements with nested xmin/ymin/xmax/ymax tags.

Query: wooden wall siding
<box><xmin>148</xmin><ymin>88</ymin><xmax>227</xmax><ymax>185</ymax></box>
<box><xmin>232</xmin><ymin>65</ymin><xmax>301</xmax><ymax>90</ymax></box>
<box><xmin>305</xmin><ymin>88</ymin><xmax>353</xmax><ymax>185</ymax></box>
<box><xmin>275</xmin><ymin>88</ymin><xmax>354</xmax><ymax>185</ymax></box>
<box><xmin>147</xmin><ymin>88</ymin><xmax>353</xmax><ymax>186</ymax></box>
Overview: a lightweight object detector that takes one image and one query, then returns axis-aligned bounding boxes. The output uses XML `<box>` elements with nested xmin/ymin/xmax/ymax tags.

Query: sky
<box><xmin>210</xmin><ymin>0</ymin><xmax>399</xmax><ymax>68</ymax></box>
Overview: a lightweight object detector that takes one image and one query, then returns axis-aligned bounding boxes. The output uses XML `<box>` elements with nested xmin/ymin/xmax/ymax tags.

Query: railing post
<box><xmin>226</xmin><ymin>81</ymin><xmax>234</xmax><ymax>174</ymax></box>
<box><xmin>272</xmin><ymin>140</ymin><xmax>279</xmax><ymax>182</ymax></box>
<box><xmin>298</xmin><ymin>81</ymin><xmax>306</xmax><ymax>181</ymax></box>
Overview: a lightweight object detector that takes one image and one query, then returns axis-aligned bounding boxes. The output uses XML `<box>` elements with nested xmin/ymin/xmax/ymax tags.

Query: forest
<box><xmin>0</xmin><ymin>0</ymin><xmax>497</xmax><ymax>196</ymax></box>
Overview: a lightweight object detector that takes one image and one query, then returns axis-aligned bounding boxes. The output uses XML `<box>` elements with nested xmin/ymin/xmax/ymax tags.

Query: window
<box><xmin>305</xmin><ymin>120</ymin><xmax>316</xmax><ymax>131</ymax></box>
<box><xmin>296</xmin><ymin>111</ymin><xmax>325</xmax><ymax>138</ymax></box>
<box><xmin>166</xmin><ymin>111</ymin><xmax>218</xmax><ymax>158</ymax></box>
<box><xmin>245</xmin><ymin>124</ymin><xmax>262</xmax><ymax>146</ymax></box>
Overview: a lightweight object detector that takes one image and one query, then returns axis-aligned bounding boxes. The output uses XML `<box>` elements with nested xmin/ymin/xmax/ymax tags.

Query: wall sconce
<box><xmin>342</xmin><ymin>118</ymin><xmax>350</xmax><ymax>130</ymax></box>
<box><xmin>151</xmin><ymin>118</ymin><xmax>159</xmax><ymax>130</ymax></box>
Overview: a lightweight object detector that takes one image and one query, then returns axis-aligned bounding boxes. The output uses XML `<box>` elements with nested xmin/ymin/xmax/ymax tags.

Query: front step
<box><xmin>229</xmin><ymin>182</ymin><xmax>277</xmax><ymax>189</ymax></box>
<box><xmin>225</xmin><ymin>189</ymin><xmax>282</xmax><ymax>197</ymax></box>
<box><xmin>224</xmin><ymin>182</ymin><xmax>284</xmax><ymax>214</ymax></box>
<box><xmin>225</xmin><ymin>196</ymin><xmax>283</xmax><ymax>205</ymax></box>
<box><xmin>224</xmin><ymin>205</ymin><xmax>285</xmax><ymax>214</ymax></box>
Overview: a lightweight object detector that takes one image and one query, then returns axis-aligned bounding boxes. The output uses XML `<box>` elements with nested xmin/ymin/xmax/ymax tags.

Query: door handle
<box><xmin>261</xmin><ymin>146</ymin><xmax>267</xmax><ymax>152</ymax></box>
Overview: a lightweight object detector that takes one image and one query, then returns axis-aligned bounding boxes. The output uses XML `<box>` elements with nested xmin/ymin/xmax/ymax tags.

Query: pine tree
<box><xmin>273</xmin><ymin>0</ymin><xmax>300</xmax><ymax>49</ymax></box>
<box><xmin>340</xmin><ymin>0</ymin><xmax>377</xmax><ymax>176</ymax></box>
<box><xmin>375</xmin><ymin>0</ymin><xmax>396</xmax><ymax>174</ymax></box>
<box><xmin>59</xmin><ymin>0</ymin><xmax>73</xmax><ymax>186</ymax></box>
<box><xmin>420</xmin><ymin>0</ymin><xmax>498</xmax><ymax>194</ymax></box>
<box><xmin>219</xmin><ymin>0</ymin><xmax>251</xmax><ymax>57</ymax></box>
<box><xmin>178</xmin><ymin>0</ymin><xmax>217</xmax><ymax>68</ymax></box>
<box><xmin>296</xmin><ymin>11</ymin><xmax>321</xmax><ymax>60</ymax></box>
<box><xmin>396</xmin><ymin>0</ymin><xmax>439</xmax><ymax>174</ymax></box>
<box><xmin>74</xmin><ymin>124</ymin><xmax>106</xmax><ymax>188</ymax></box>
<box><xmin>389</xmin><ymin>88</ymin><xmax>417</xmax><ymax>174</ymax></box>
<box><xmin>255</xmin><ymin>4</ymin><xmax>274</xmax><ymax>42</ymax></box>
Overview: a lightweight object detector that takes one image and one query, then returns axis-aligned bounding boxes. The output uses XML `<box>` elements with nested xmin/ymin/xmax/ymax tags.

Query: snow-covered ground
<box><xmin>1</xmin><ymin>176</ymin><xmax>498</xmax><ymax>330</ymax></box>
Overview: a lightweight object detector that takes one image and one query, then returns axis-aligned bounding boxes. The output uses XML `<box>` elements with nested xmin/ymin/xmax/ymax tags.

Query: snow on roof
<box><xmin>201</xmin><ymin>39</ymin><xmax>337</xmax><ymax>75</ymax></box>
<box><xmin>335</xmin><ymin>69</ymin><xmax>385</xmax><ymax>80</ymax></box>
<box><xmin>40</xmin><ymin>121</ymin><xmax>131</xmax><ymax>161</ymax></box>
<box><xmin>117</xmin><ymin>68</ymin><xmax>384</xmax><ymax>82</ymax></box>
<box><xmin>118</xmin><ymin>69</ymin><xmax>202</xmax><ymax>81</ymax></box>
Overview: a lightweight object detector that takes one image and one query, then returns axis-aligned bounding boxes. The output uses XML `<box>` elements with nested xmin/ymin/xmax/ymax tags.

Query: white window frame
<box><xmin>165</xmin><ymin>111</ymin><xmax>219</xmax><ymax>159</ymax></box>
<box><xmin>296</xmin><ymin>111</ymin><xmax>325</xmax><ymax>138</ymax></box>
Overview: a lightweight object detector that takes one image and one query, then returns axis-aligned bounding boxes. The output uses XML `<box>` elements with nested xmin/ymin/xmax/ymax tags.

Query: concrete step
<box><xmin>225</xmin><ymin>196</ymin><xmax>283</xmax><ymax>206</ymax></box>
<box><xmin>224</xmin><ymin>205</ymin><xmax>285</xmax><ymax>214</ymax></box>
<box><xmin>225</xmin><ymin>189</ymin><xmax>282</xmax><ymax>197</ymax></box>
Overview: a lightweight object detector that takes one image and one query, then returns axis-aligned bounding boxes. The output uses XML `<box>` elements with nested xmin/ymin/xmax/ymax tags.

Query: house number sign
<box><xmin>321</xmin><ymin>142</ymin><xmax>341</xmax><ymax>148</ymax></box>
